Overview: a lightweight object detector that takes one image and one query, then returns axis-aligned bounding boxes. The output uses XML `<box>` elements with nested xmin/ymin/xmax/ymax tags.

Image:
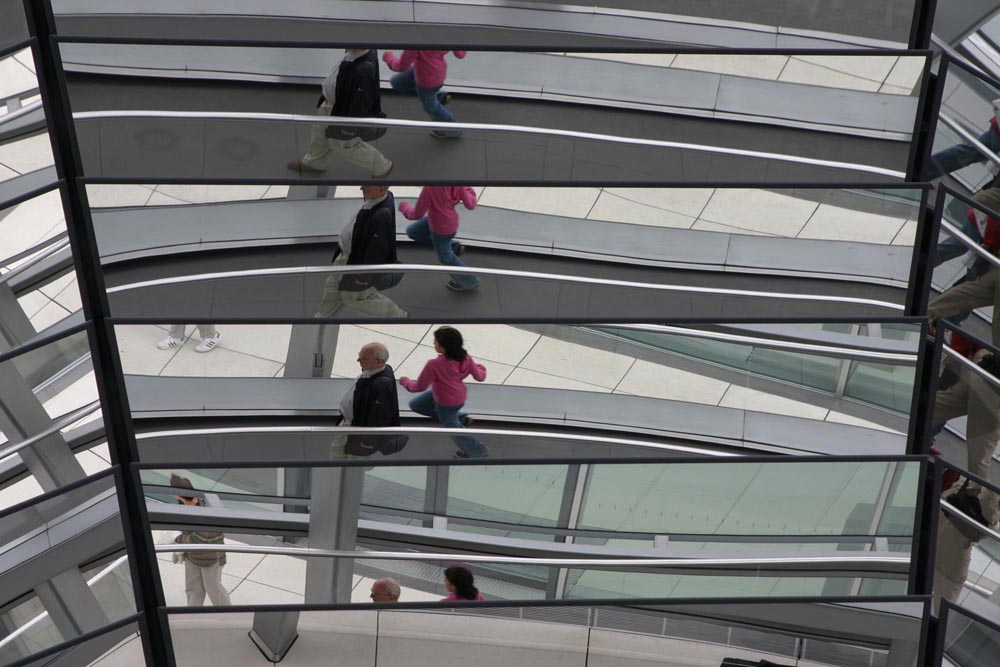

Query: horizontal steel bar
<box><xmin>105</xmin><ymin>263</ymin><xmax>905</xmax><ymax>311</ymax></box>
<box><xmin>72</xmin><ymin>109</ymin><xmax>906</xmax><ymax>179</ymax></box>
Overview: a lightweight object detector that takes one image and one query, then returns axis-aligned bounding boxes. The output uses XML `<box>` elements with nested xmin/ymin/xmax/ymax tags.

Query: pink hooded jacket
<box><xmin>382</xmin><ymin>50</ymin><xmax>467</xmax><ymax>89</ymax></box>
<box><xmin>400</xmin><ymin>354</ymin><xmax>487</xmax><ymax>407</ymax></box>
<box><xmin>399</xmin><ymin>186</ymin><xmax>477</xmax><ymax>236</ymax></box>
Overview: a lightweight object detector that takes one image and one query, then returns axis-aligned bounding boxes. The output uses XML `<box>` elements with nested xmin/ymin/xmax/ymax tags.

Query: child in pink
<box><xmin>383</xmin><ymin>50</ymin><xmax>466</xmax><ymax>138</ymax></box>
<box><xmin>400</xmin><ymin>186</ymin><xmax>479</xmax><ymax>291</ymax></box>
<box><xmin>399</xmin><ymin>326</ymin><xmax>488</xmax><ymax>458</ymax></box>
<box><xmin>441</xmin><ymin>565</ymin><xmax>485</xmax><ymax>600</ymax></box>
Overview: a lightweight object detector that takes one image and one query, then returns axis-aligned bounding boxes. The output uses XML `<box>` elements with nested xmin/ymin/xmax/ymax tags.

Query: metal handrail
<box><xmin>938</xmin><ymin>113</ymin><xmax>1000</xmax><ymax>171</ymax></box>
<box><xmin>72</xmin><ymin>109</ymin><xmax>906</xmax><ymax>179</ymax></box>
<box><xmin>591</xmin><ymin>324</ymin><xmax>917</xmax><ymax>364</ymax></box>
<box><xmin>0</xmin><ymin>99</ymin><xmax>43</xmax><ymax>126</ymax></box>
<box><xmin>0</xmin><ymin>400</ymin><xmax>101</xmax><ymax>464</ymax></box>
<box><xmin>0</xmin><ymin>231</ymin><xmax>69</xmax><ymax>272</ymax></box>
<box><xmin>941</xmin><ymin>500</ymin><xmax>1000</xmax><ymax>543</ymax></box>
<box><xmin>158</xmin><ymin>543</ymin><xmax>909</xmax><ymax>571</ymax></box>
<box><xmin>104</xmin><ymin>263</ymin><xmax>905</xmax><ymax>311</ymax></box>
<box><xmin>938</xmin><ymin>218</ymin><xmax>1000</xmax><ymax>273</ymax></box>
<box><xmin>0</xmin><ymin>237</ymin><xmax>72</xmax><ymax>286</ymax></box>
<box><xmin>135</xmin><ymin>425</ymin><xmax>735</xmax><ymax>457</ymax></box>
<box><xmin>940</xmin><ymin>344</ymin><xmax>1000</xmax><ymax>392</ymax></box>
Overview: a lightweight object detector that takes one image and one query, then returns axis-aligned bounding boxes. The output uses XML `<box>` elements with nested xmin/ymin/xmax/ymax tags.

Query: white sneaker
<box><xmin>194</xmin><ymin>332</ymin><xmax>221</xmax><ymax>353</ymax></box>
<box><xmin>156</xmin><ymin>335</ymin><xmax>182</xmax><ymax>350</ymax></box>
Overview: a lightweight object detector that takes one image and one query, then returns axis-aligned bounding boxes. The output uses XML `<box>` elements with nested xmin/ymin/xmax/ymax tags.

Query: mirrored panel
<box><xmin>0</xmin><ymin>617</ymin><xmax>143</xmax><ymax>667</ymax></box>
<box><xmin>0</xmin><ymin>328</ymin><xmax>107</xmax><ymax>505</ymax></box>
<box><xmin>934</xmin><ymin>461</ymin><xmax>1000</xmax><ymax>616</ymax></box>
<box><xmin>929</xmin><ymin>58</ymin><xmax>1000</xmax><ymax>195</ymax></box>
<box><xmin>143</xmin><ymin>458</ymin><xmax>921</xmax><ymax>605</ymax></box>
<box><xmin>91</xmin><ymin>185</ymin><xmax>921</xmax><ymax>320</ymax></box>
<box><xmin>166</xmin><ymin>600</ymin><xmax>925</xmax><ymax>667</ymax></box>
<box><xmin>115</xmin><ymin>321</ymin><xmax>917</xmax><ymax>462</ymax></box>
<box><xmin>54</xmin><ymin>1</ymin><xmax>920</xmax><ymax>49</ymax></box>
<box><xmin>0</xmin><ymin>45</ymin><xmax>53</xmax><ymax>186</ymax></box>
<box><xmin>64</xmin><ymin>47</ymin><xmax>925</xmax><ymax>182</ymax></box>
<box><xmin>0</xmin><ymin>472</ymin><xmax>137</xmax><ymax>666</ymax></box>
<box><xmin>940</xmin><ymin>602</ymin><xmax>1000</xmax><ymax>667</ymax></box>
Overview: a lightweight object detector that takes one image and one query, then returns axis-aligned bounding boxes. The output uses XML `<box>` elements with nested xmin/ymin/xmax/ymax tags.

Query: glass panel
<box><xmin>929</xmin><ymin>61</ymin><xmax>1000</xmax><ymax>193</ymax></box>
<box><xmin>66</xmin><ymin>46</ymin><xmax>924</xmax><ymax>183</ymax></box>
<box><xmin>142</xmin><ymin>459</ymin><xmax>919</xmax><ymax>604</ymax></box>
<box><xmin>166</xmin><ymin>600</ymin><xmax>920</xmax><ymax>667</ymax></box>
<box><xmin>54</xmin><ymin>3</ymin><xmax>919</xmax><ymax>48</ymax></box>
<box><xmin>942</xmin><ymin>604</ymin><xmax>1000</xmax><ymax>667</ymax></box>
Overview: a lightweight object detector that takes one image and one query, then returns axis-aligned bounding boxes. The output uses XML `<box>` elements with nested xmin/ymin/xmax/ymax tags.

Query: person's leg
<box><xmin>169</xmin><ymin>324</ymin><xmax>187</xmax><ymax>339</ymax></box>
<box><xmin>934</xmin><ymin>236</ymin><xmax>970</xmax><ymax>267</ymax></box>
<box><xmin>315</xmin><ymin>274</ymin><xmax>346</xmax><ymax>317</ymax></box>
<box><xmin>928</xmin><ymin>269</ymin><xmax>996</xmax><ymax>332</ymax></box>
<box><xmin>300</xmin><ymin>101</ymin><xmax>335</xmax><ymax>171</ymax></box>
<box><xmin>184</xmin><ymin>561</ymin><xmax>207</xmax><ymax>606</ymax></box>
<box><xmin>408</xmin><ymin>390</ymin><xmax>438</xmax><ymax>420</ymax></box>
<box><xmin>201</xmin><ymin>563</ymin><xmax>232</xmax><ymax>606</ymax></box>
<box><xmin>389</xmin><ymin>68</ymin><xmax>417</xmax><ymax>96</ymax></box>
<box><xmin>416</xmin><ymin>84</ymin><xmax>459</xmax><ymax>137</ymax></box>
<box><xmin>928</xmin><ymin>141</ymin><xmax>987</xmax><ymax>180</ymax></box>
<box><xmin>434</xmin><ymin>401</ymin><xmax>488</xmax><ymax>457</ymax></box>
<box><xmin>430</xmin><ymin>231</ymin><xmax>478</xmax><ymax>289</ymax></box>
<box><xmin>196</xmin><ymin>325</ymin><xmax>218</xmax><ymax>338</ymax></box>
<box><xmin>405</xmin><ymin>216</ymin><xmax>433</xmax><ymax>246</ymax></box>
<box><xmin>931</xmin><ymin>378</ymin><xmax>970</xmax><ymax>433</ymax></box>
<box><xmin>328</xmin><ymin>136</ymin><xmax>393</xmax><ymax>177</ymax></box>
<box><xmin>963</xmin><ymin>372</ymin><xmax>1000</xmax><ymax>484</ymax></box>
<box><xmin>342</xmin><ymin>287</ymin><xmax>408</xmax><ymax>318</ymax></box>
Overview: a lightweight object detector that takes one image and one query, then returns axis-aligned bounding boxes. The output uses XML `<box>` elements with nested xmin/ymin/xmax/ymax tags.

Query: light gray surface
<box><xmin>90</xmin><ymin>198</ymin><xmax>914</xmax><ymax>287</ymax></box>
<box><xmin>123</xmin><ymin>375</ymin><xmax>907</xmax><ymax>457</ymax></box>
<box><xmin>58</xmin><ymin>45</ymin><xmax>920</xmax><ymax>140</ymax></box>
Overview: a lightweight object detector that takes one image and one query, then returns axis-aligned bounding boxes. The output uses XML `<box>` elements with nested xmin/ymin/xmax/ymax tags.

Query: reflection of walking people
<box><xmin>315</xmin><ymin>185</ymin><xmax>407</xmax><ymax>318</ymax></box>
<box><xmin>400</xmin><ymin>186</ymin><xmax>479</xmax><ymax>292</ymax></box>
<box><xmin>287</xmin><ymin>48</ymin><xmax>393</xmax><ymax>178</ymax></box>
<box><xmin>157</xmin><ymin>325</ymin><xmax>220</xmax><ymax>353</ymax></box>
<box><xmin>170</xmin><ymin>475</ymin><xmax>232</xmax><ymax>606</ymax></box>
<box><xmin>929</xmin><ymin>99</ymin><xmax>1000</xmax><ymax>185</ymax></box>
<box><xmin>400</xmin><ymin>326</ymin><xmax>488</xmax><ymax>458</ymax></box>
<box><xmin>383</xmin><ymin>49</ymin><xmax>466</xmax><ymax>139</ymax></box>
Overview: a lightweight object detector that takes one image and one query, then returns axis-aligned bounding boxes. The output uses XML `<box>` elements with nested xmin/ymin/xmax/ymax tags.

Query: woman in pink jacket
<box><xmin>383</xmin><ymin>49</ymin><xmax>466</xmax><ymax>138</ymax></box>
<box><xmin>399</xmin><ymin>326</ymin><xmax>488</xmax><ymax>458</ymax></box>
<box><xmin>400</xmin><ymin>185</ymin><xmax>479</xmax><ymax>291</ymax></box>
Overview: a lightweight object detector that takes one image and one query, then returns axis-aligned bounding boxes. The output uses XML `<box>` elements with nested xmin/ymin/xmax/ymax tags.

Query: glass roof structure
<box><xmin>3</xmin><ymin>1</ymin><xmax>1000</xmax><ymax>666</ymax></box>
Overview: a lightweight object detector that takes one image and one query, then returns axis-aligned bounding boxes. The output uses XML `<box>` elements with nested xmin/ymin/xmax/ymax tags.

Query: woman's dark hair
<box><xmin>169</xmin><ymin>474</ymin><xmax>196</xmax><ymax>502</ymax></box>
<box><xmin>434</xmin><ymin>326</ymin><xmax>467</xmax><ymax>361</ymax></box>
<box><xmin>444</xmin><ymin>565</ymin><xmax>479</xmax><ymax>600</ymax></box>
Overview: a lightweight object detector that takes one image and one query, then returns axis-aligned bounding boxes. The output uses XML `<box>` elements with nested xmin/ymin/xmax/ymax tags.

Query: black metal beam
<box><xmin>21</xmin><ymin>0</ymin><xmax>172</xmax><ymax>665</ymax></box>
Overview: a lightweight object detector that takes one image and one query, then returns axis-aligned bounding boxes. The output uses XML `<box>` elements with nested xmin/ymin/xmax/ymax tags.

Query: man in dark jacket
<box><xmin>287</xmin><ymin>48</ymin><xmax>393</xmax><ymax>178</ymax></box>
<box><xmin>333</xmin><ymin>342</ymin><xmax>407</xmax><ymax>457</ymax></box>
<box><xmin>315</xmin><ymin>185</ymin><xmax>407</xmax><ymax>318</ymax></box>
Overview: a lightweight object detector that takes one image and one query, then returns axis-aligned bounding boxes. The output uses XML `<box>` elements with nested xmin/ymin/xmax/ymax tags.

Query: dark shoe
<box><xmin>458</xmin><ymin>414</ymin><xmax>473</xmax><ymax>427</ymax></box>
<box><xmin>431</xmin><ymin>129</ymin><xmax>462</xmax><ymax>139</ymax></box>
<box><xmin>439</xmin><ymin>92</ymin><xmax>453</xmax><ymax>106</ymax></box>
<box><xmin>452</xmin><ymin>242</ymin><xmax>465</xmax><ymax>257</ymax></box>
<box><xmin>453</xmin><ymin>450</ymin><xmax>470</xmax><ymax>459</ymax></box>
<box><xmin>287</xmin><ymin>160</ymin><xmax>324</xmax><ymax>174</ymax></box>
<box><xmin>447</xmin><ymin>280</ymin><xmax>478</xmax><ymax>292</ymax></box>
<box><xmin>373</xmin><ymin>161</ymin><xmax>394</xmax><ymax>179</ymax></box>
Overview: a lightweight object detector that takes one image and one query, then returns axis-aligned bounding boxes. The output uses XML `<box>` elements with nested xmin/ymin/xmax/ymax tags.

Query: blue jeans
<box><xmin>390</xmin><ymin>68</ymin><xmax>460</xmax><ymax>137</ymax></box>
<box><xmin>928</xmin><ymin>124</ymin><xmax>1000</xmax><ymax>183</ymax></box>
<box><xmin>934</xmin><ymin>216</ymin><xmax>982</xmax><ymax>267</ymax></box>
<box><xmin>405</xmin><ymin>216</ymin><xmax>479</xmax><ymax>289</ymax></box>
<box><xmin>409</xmin><ymin>390</ymin><xmax>487</xmax><ymax>457</ymax></box>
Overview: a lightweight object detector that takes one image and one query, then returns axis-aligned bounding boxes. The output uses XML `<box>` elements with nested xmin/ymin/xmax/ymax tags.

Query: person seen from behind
<box><xmin>399</xmin><ymin>326</ymin><xmax>488</xmax><ymax>458</ymax></box>
<box><xmin>442</xmin><ymin>565</ymin><xmax>484</xmax><ymax>601</ymax></box>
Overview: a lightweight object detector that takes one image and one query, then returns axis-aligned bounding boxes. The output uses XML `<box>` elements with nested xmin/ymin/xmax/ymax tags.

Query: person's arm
<box><xmin>460</xmin><ymin>187</ymin><xmax>477</xmax><ymax>211</ymax></box>
<box><xmin>400</xmin><ymin>188</ymin><xmax>431</xmax><ymax>221</ymax></box>
<box><xmin>400</xmin><ymin>360</ymin><xmax>435</xmax><ymax>393</ymax></box>
<box><xmin>382</xmin><ymin>50</ymin><xmax>400</xmax><ymax>71</ymax></box>
<box><xmin>469</xmin><ymin>357</ymin><xmax>487</xmax><ymax>382</ymax></box>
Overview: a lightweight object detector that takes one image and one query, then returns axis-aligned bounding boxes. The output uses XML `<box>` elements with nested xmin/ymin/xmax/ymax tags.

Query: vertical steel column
<box><xmin>22</xmin><ymin>1</ymin><xmax>172</xmax><ymax>664</ymax></box>
<box><xmin>908</xmin><ymin>0</ymin><xmax>940</xmax><ymax>50</ymax></box>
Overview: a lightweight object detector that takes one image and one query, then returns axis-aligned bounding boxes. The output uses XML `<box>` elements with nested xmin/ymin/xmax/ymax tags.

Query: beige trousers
<box><xmin>302</xmin><ymin>102</ymin><xmax>391</xmax><ymax>176</ymax></box>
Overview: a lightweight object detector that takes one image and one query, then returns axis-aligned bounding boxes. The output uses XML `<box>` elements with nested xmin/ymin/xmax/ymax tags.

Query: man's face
<box><xmin>361</xmin><ymin>185</ymin><xmax>388</xmax><ymax>201</ymax></box>
<box><xmin>357</xmin><ymin>346</ymin><xmax>380</xmax><ymax>371</ymax></box>
<box><xmin>370</xmin><ymin>583</ymin><xmax>395</xmax><ymax>602</ymax></box>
